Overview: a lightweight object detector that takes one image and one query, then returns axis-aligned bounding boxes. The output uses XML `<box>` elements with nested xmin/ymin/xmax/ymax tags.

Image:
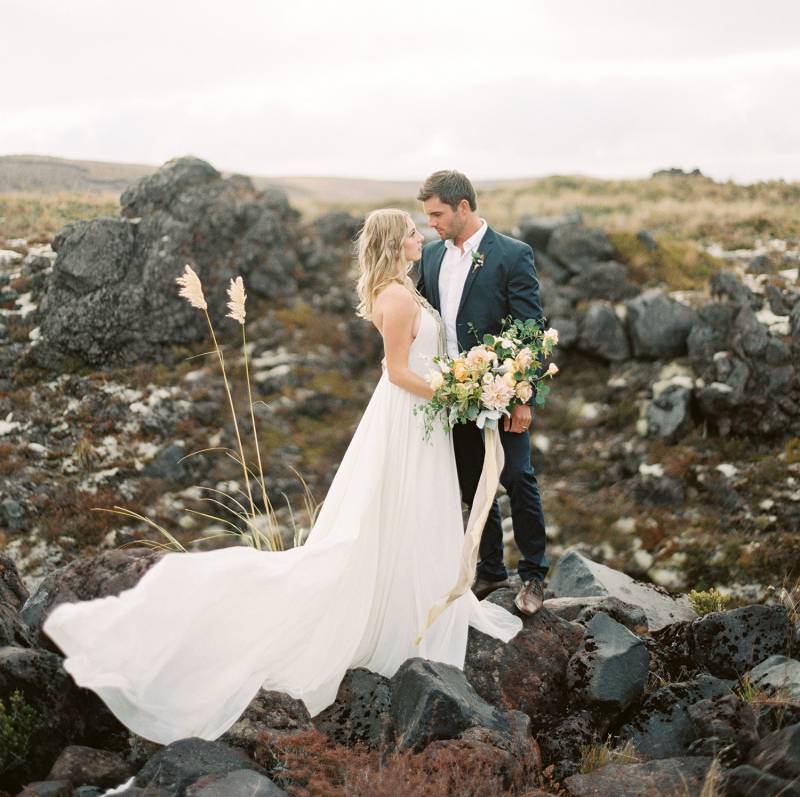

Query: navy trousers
<box><xmin>452</xmin><ymin>420</ymin><xmax>549</xmax><ymax>583</ymax></box>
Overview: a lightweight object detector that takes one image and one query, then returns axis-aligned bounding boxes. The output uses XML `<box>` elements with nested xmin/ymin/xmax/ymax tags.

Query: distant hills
<box><xmin>0</xmin><ymin>154</ymin><xmax>155</xmax><ymax>193</ymax></box>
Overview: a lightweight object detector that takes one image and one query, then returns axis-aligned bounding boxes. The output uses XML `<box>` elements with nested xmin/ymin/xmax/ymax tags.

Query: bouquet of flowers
<box><xmin>417</xmin><ymin>316</ymin><xmax>559</xmax><ymax>437</ymax></box>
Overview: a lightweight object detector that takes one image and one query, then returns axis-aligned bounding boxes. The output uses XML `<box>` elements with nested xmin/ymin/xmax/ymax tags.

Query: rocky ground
<box><xmin>1</xmin><ymin>156</ymin><xmax>800</xmax><ymax>795</ymax></box>
<box><xmin>2</xmin><ymin>547</ymin><xmax>799</xmax><ymax>795</ymax></box>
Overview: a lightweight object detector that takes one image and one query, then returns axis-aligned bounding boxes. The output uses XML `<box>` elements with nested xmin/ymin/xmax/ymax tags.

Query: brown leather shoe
<box><xmin>472</xmin><ymin>577</ymin><xmax>512</xmax><ymax>600</ymax></box>
<box><xmin>514</xmin><ymin>578</ymin><xmax>544</xmax><ymax>615</ymax></box>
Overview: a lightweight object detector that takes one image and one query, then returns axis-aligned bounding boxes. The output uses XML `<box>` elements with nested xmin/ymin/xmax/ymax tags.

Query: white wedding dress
<box><xmin>42</xmin><ymin>305</ymin><xmax>523</xmax><ymax>745</ymax></box>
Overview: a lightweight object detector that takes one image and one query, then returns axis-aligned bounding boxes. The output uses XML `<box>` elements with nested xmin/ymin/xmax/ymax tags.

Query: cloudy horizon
<box><xmin>3</xmin><ymin>0</ymin><xmax>799</xmax><ymax>184</ymax></box>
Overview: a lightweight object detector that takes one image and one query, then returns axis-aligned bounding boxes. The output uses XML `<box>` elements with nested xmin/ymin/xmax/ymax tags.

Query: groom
<box><xmin>415</xmin><ymin>170</ymin><xmax>549</xmax><ymax>615</ymax></box>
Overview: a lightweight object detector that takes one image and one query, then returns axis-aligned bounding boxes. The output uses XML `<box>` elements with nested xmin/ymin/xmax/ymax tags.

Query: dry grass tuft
<box><xmin>698</xmin><ymin>757</ymin><xmax>723</xmax><ymax>797</ymax></box>
<box><xmin>579</xmin><ymin>738</ymin><xmax>642</xmax><ymax>774</ymax></box>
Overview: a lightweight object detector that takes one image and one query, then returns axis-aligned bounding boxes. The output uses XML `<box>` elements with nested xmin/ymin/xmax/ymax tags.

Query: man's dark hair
<box><xmin>417</xmin><ymin>170</ymin><xmax>477</xmax><ymax>211</ymax></box>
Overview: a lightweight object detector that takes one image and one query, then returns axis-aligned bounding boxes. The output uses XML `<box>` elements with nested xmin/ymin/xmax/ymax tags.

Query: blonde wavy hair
<box><xmin>355</xmin><ymin>208</ymin><xmax>424</xmax><ymax>320</ymax></box>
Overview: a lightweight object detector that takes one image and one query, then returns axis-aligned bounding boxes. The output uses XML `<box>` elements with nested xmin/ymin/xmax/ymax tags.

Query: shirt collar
<box><xmin>444</xmin><ymin>218</ymin><xmax>488</xmax><ymax>254</ymax></box>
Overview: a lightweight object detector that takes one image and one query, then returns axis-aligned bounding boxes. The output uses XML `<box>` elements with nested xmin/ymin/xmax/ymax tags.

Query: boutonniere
<box><xmin>471</xmin><ymin>250</ymin><xmax>485</xmax><ymax>273</ymax></box>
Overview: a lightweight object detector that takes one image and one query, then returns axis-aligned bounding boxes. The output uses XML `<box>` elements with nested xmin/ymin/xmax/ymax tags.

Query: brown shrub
<box><xmin>0</xmin><ymin>442</ymin><xmax>22</xmax><ymax>475</ymax></box>
<box><xmin>35</xmin><ymin>479</ymin><xmax>167</xmax><ymax>550</ymax></box>
<box><xmin>254</xmin><ymin>728</ymin><xmax>522</xmax><ymax>797</ymax></box>
<box><xmin>36</xmin><ymin>485</ymin><xmax>126</xmax><ymax>547</ymax></box>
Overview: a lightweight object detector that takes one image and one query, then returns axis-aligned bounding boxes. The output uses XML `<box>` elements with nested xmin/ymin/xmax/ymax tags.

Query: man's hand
<box><xmin>504</xmin><ymin>403</ymin><xmax>532</xmax><ymax>433</ymax></box>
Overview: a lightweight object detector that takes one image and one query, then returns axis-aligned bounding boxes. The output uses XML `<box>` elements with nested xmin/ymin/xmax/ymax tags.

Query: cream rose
<box><xmin>515</xmin><ymin>381</ymin><xmax>533</xmax><ymax>402</ymax></box>
<box><xmin>515</xmin><ymin>347</ymin><xmax>533</xmax><ymax>370</ymax></box>
<box><xmin>543</xmin><ymin>328</ymin><xmax>559</xmax><ymax>346</ymax></box>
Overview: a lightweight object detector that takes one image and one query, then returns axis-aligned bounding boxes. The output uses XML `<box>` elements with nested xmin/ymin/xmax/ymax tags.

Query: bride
<box><xmin>42</xmin><ymin>208</ymin><xmax>523</xmax><ymax>745</ymax></box>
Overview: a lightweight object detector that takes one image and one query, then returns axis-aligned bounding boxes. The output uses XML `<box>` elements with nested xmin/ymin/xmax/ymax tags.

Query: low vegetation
<box><xmin>579</xmin><ymin>737</ymin><xmax>641</xmax><ymax>774</ymax></box>
<box><xmin>0</xmin><ymin>691</ymin><xmax>39</xmax><ymax>778</ymax></box>
<box><xmin>0</xmin><ymin>191</ymin><xmax>119</xmax><ymax>240</ymax></box>
<box><xmin>687</xmin><ymin>588</ymin><xmax>732</xmax><ymax>616</ymax></box>
<box><xmin>256</xmin><ymin>728</ymin><xmax>522</xmax><ymax>797</ymax></box>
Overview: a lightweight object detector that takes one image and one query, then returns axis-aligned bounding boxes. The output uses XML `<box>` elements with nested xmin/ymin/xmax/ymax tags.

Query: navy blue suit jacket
<box><xmin>415</xmin><ymin>225</ymin><xmax>546</xmax><ymax>404</ymax></box>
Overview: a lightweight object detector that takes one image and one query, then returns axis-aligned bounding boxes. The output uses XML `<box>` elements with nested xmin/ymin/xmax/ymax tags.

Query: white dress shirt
<box><xmin>438</xmin><ymin>218</ymin><xmax>488</xmax><ymax>359</ymax></box>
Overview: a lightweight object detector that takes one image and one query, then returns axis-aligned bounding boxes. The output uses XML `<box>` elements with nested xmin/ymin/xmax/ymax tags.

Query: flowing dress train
<box><xmin>42</xmin><ymin>306</ymin><xmax>523</xmax><ymax>744</ymax></box>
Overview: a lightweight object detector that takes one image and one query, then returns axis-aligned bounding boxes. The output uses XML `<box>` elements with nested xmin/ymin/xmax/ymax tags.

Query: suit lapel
<box><xmin>456</xmin><ymin>226</ymin><xmax>496</xmax><ymax>319</ymax></box>
<box><xmin>429</xmin><ymin>242</ymin><xmax>446</xmax><ymax>311</ymax></box>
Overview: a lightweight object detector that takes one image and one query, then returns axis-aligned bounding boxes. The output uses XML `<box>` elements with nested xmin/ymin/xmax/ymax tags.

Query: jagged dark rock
<box><xmin>535</xmin><ymin>250</ymin><xmax>573</xmax><ymax>284</ymax></box>
<box><xmin>710</xmin><ymin>270</ymin><xmax>761</xmax><ymax>310</ymax></box>
<box><xmin>518</xmin><ymin>212</ymin><xmax>583</xmax><ymax>253</ymax></box>
<box><xmin>618</xmin><ymin>673</ymin><xmax>733</xmax><ymax>758</ymax></box>
<box><xmin>636</xmin><ymin>229</ymin><xmax>658</xmax><ymax>251</ymax></box>
<box><xmin>748</xmin><ymin>722</ymin><xmax>800</xmax><ymax>781</ymax></box>
<box><xmin>746</xmin><ymin>655</ymin><xmax>800</xmax><ymax>701</ymax></box>
<box><xmin>30</xmin><ymin>157</ymin><xmax>359</xmax><ymax>371</ymax></box>
<box><xmin>0</xmin><ymin>603</ymin><xmax>35</xmax><ymax>647</ymax></box>
<box><xmin>546</xmin><ymin>224</ymin><xmax>615</xmax><ymax>273</ymax></box>
<box><xmin>566</xmin><ymin>611</ymin><xmax>649</xmax><ymax>714</ymax></box>
<box><xmin>718</xmin><ymin>764</ymin><xmax>800</xmax><ymax>797</ymax></box>
<box><xmin>686</xmin><ymin>692</ymin><xmax>758</xmax><ymax>763</ymax></box>
<box><xmin>185</xmin><ymin>768</ymin><xmax>289</xmax><ymax>796</ymax></box>
<box><xmin>563</xmin><ymin>756</ymin><xmax>713</xmax><ymax>797</ymax></box>
<box><xmin>687</xmin><ymin>302</ymin><xmax>741</xmax><ymax>380</ymax></box>
<box><xmin>577</xmin><ymin>302</ymin><xmax>631</xmax><ymax>362</ymax></box>
<box><xmin>720</xmin><ymin>722</ymin><xmax>800</xmax><ymax>795</ymax></box>
<box><xmin>133</xmin><ymin>738</ymin><xmax>268</xmax><ymax>797</ymax></box>
<box><xmin>536</xmin><ymin>710</ymin><xmax>596</xmax><ymax>782</ymax></box>
<box><xmin>570</xmin><ymin>261</ymin><xmax>640</xmax><ymax>303</ymax></box>
<box><xmin>119</xmin><ymin>157</ymin><xmax>222</xmax><ymax>217</ymax></box>
<box><xmin>464</xmin><ymin>589</ymin><xmax>584</xmax><ymax>734</ymax></box>
<box><xmin>691</xmin><ymin>604</ymin><xmax>793</xmax><ymax>678</ymax></box>
<box><xmin>544</xmin><ymin>595</ymin><xmax>648</xmax><ymax>634</ymax></box>
<box><xmin>219</xmin><ymin>689</ymin><xmax>312</xmax><ymax>759</ymax></box>
<box><xmin>46</xmin><ymin>745</ymin><xmax>133</xmax><ymax>789</ymax></box>
<box><xmin>389</xmin><ymin>657</ymin><xmax>514</xmax><ymax>752</ymax></box>
<box><xmin>625</xmin><ymin>290</ymin><xmax>698</xmax><ymax>359</ymax></box>
<box><xmin>646</xmin><ymin>383</ymin><xmax>695</xmax><ymax>441</ymax></box>
<box><xmin>548</xmin><ymin>549</ymin><xmax>696</xmax><ymax>632</ymax></box>
<box><xmin>312</xmin><ymin>667</ymin><xmax>393</xmax><ymax>749</ymax></box>
<box><xmin>689</xmin><ymin>295</ymin><xmax>800</xmax><ymax>437</ymax></box>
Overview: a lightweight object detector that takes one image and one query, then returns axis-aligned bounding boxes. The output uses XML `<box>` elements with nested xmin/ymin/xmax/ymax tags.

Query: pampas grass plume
<box><xmin>226</xmin><ymin>276</ymin><xmax>246</xmax><ymax>324</ymax></box>
<box><xmin>176</xmin><ymin>264</ymin><xmax>207</xmax><ymax>310</ymax></box>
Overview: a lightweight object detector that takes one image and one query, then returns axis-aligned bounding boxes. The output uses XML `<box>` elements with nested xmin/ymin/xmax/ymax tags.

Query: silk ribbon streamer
<box><xmin>414</xmin><ymin>425</ymin><xmax>505</xmax><ymax>645</ymax></box>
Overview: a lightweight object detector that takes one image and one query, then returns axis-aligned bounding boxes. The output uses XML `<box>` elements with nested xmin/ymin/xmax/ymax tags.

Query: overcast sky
<box><xmin>3</xmin><ymin>0</ymin><xmax>799</xmax><ymax>183</ymax></box>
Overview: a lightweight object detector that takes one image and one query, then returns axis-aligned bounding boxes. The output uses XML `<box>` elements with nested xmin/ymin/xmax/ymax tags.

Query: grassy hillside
<box><xmin>2</xmin><ymin>155</ymin><xmax>799</xmax><ymax>249</ymax></box>
<box><xmin>350</xmin><ymin>173</ymin><xmax>800</xmax><ymax>249</ymax></box>
<box><xmin>0</xmin><ymin>192</ymin><xmax>119</xmax><ymax>240</ymax></box>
